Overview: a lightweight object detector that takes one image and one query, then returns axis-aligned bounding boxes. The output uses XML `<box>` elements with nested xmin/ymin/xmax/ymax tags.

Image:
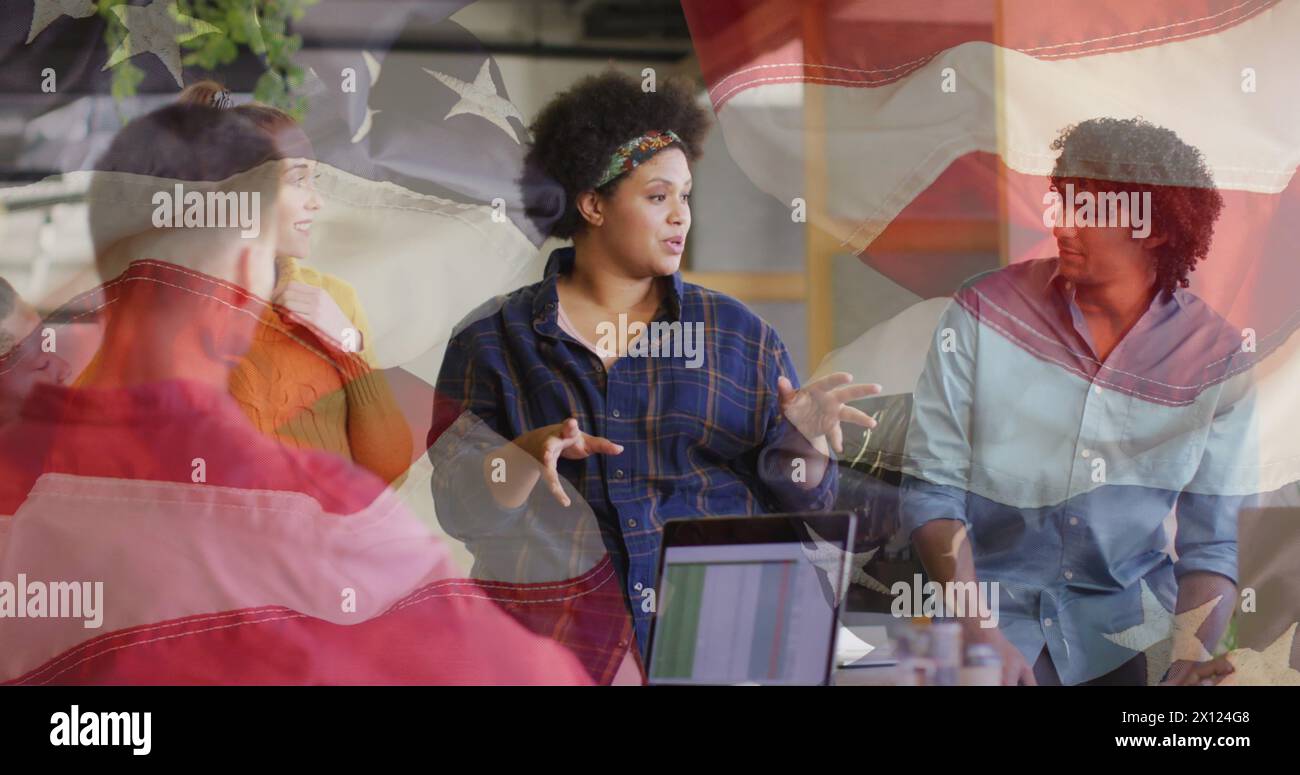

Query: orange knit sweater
<box><xmin>228</xmin><ymin>258</ymin><xmax>412</xmax><ymax>485</ymax></box>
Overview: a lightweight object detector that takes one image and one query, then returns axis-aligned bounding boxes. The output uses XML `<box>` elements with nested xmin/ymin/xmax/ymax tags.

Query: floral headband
<box><xmin>595</xmin><ymin>129</ymin><xmax>682</xmax><ymax>188</ymax></box>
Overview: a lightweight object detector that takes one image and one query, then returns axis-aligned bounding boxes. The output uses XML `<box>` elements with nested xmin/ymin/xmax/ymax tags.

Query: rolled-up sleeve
<box><xmin>755</xmin><ymin>328</ymin><xmax>838</xmax><ymax>513</ymax></box>
<box><xmin>427</xmin><ymin>324</ymin><xmax>529</xmax><ymax>542</ymax></box>
<box><xmin>1174</xmin><ymin>370</ymin><xmax>1260</xmax><ymax>584</ymax></box>
<box><xmin>900</xmin><ymin>298</ymin><xmax>977</xmax><ymax>536</ymax></box>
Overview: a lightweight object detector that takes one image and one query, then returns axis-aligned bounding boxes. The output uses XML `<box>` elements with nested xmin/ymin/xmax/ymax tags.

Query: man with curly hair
<box><xmin>428</xmin><ymin>70</ymin><xmax>881</xmax><ymax>667</ymax></box>
<box><xmin>1046</xmin><ymin>117</ymin><xmax>1225</xmax><ymax>301</ymax></box>
<box><xmin>901</xmin><ymin>117</ymin><xmax>1254</xmax><ymax>686</ymax></box>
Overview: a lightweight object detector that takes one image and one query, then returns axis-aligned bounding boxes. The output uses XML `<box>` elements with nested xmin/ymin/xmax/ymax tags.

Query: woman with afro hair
<box><xmin>429</xmin><ymin>69</ymin><xmax>879</xmax><ymax>670</ymax></box>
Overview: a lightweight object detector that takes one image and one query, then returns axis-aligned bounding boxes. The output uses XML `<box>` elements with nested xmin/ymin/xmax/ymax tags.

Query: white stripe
<box><xmin>0</xmin><ymin>474</ymin><xmax>452</xmax><ymax>680</ymax></box>
<box><xmin>715</xmin><ymin>0</ymin><xmax>1300</xmax><ymax>254</ymax></box>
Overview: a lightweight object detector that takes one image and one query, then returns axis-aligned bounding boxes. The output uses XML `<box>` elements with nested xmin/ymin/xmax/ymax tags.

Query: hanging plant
<box><xmin>98</xmin><ymin>0</ymin><xmax>320</xmax><ymax>119</ymax></box>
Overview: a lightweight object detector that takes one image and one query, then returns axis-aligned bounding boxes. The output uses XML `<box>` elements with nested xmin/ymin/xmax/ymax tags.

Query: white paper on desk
<box><xmin>836</xmin><ymin>625</ymin><xmax>885</xmax><ymax>666</ymax></box>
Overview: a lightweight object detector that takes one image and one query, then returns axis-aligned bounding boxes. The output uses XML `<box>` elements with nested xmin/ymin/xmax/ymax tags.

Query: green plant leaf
<box><xmin>104</xmin><ymin>0</ymin><xmax>321</xmax><ymax>115</ymax></box>
<box><xmin>216</xmin><ymin>36</ymin><xmax>238</xmax><ymax>63</ymax></box>
<box><xmin>227</xmin><ymin>9</ymin><xmax>247</xmax><ymax>44</ymax></box>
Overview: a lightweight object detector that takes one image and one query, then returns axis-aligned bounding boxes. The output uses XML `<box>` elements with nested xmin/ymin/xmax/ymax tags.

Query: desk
<box><xmin>833</xmin><ymin>664</ymin><xmax>899</xmax><ymax>686</ymax></box>
<box><xmin>834</xmin><ymin>623</ymin><xmax>899</xmax><ymax>685</ymax></box>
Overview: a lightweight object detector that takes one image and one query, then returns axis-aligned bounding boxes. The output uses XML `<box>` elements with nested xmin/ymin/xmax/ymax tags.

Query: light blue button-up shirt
<box><xmin>900</xmin><ymin>258</ymin><xmax>1258</xmax><ymax>684</ymax></box>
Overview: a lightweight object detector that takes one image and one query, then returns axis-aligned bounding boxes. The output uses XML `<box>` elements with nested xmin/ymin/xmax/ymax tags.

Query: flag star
<box><xmin>423</xmin><ymin>59</ymin><xmax>526</xmax><ymax>144</ymax></box>
<box><xmin>1220</xmin><ymin>623</ymin><xmax>1300</xmax><ymax>686</ymax></box>
<box><xmin>362</xmin><ymin>50</ymin><xmax>381</xmax><ymax>86</ymax></box>
<box><xmin>350</xmin><ymin>51</ymin><xmax>382</xmax><ymax>144</ymax></box>
<box><xmin>299</xmin><ymin>65</ymin><xmax>326</xmax><ymax>97</ymax></box>
<box><xmin>941</xmin><ymin>524</ymin><xmax>968</xmax><ymax>560</ymax></box>
<box><xmin>25</xmin><ymin>0</ymin><xmax>96</xmax><ymax>44</ymax></box>
<box><xmin>101</xmin><ymin>0</ymin><xmax>219</xmax><ymax>88</ymax></box>
<box><xmin>1102</xmin><ymin>580</ymin><xmax>1219</xmax><ymax>685</ymax></box>
<box><xmin>803</xmin><ymin>525</ymin><xmax>891</xmax><ymax>600</ymax></box>
<box><xmin>351</xmin><ymin>107</ymin><xmax>381</xmax><ymax>144</ymax></box>
<box><xmin>846</xmin><ymin>545</ymin><xmax>889</xmax><ymax>593</ymax></box>
<box><xmin>1170</xmin><ymin>598</ymin><xmax>1221</xmax><ymax>665</ymax></box>
<box><xmin>847</xmin><ymin>412</ymin><xmax>879</xmax><ymax>467</ymax></box>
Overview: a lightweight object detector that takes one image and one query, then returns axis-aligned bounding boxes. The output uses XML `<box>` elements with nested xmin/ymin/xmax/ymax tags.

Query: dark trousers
<box><xmin>1031</xmin><ymin>647</ymin><xmax>1148</xmax><ymax>686</ymax></box>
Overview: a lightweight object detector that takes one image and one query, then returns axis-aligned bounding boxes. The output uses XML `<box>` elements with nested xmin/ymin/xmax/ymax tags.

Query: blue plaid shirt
<box><xmin>428</xmin><ymin>247</ymin><xmax>837</xmax><ymax>653</ymax></box>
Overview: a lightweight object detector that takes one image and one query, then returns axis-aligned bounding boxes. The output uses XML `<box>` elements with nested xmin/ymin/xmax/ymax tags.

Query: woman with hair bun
<box><xmin>178</xmin><ymin>80</ymin><xmax>412</xmax><ymax>486</ymax></box>
<box><xmin>429</xmin><ymin>70</ymin><xmax>880</xmax><ymax>657</ymax></box>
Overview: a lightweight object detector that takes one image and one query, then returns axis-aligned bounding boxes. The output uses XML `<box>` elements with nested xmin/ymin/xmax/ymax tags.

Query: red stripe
<box><xmin>8</xmin><ymin>592</ymin><xmax>591</xmax><ymax>686</ymax></box>
<box><xmin>766</xmin><ymin>561</ymin><xmax>792</xmax><ymax>679</ymax></box>
<box><xmin>7</xmin><ymin>559</ymin><xmax>631</xmax><ymax>686</ymax></box>
<box><xmin>850</xmin><ymin>149</ymin><xmax>1300</xmax><ymax>358</ymax></box>
<box><xmin>683</xmin><ymin>0</ymin><xmax>1277</xmax><ymax>109</ymax></box>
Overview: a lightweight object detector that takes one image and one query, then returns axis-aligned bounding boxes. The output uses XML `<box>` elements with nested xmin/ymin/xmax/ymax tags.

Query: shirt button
<box><xmin>1044</xmin><ymin>617</ymin><xmax>1054</xmax><ymax>627</ymax></box>
<box><xmin>617</xmin><ymin>639</ymin><xmax>629</xmax><ymax>648</ymax></box>
<box><xmin>612</xmin><ymin>409</ymin><xmax>621</xmax><ymax>418</ymax></box>
<box><xmin>1081</xmin><ymin>449</ymin><xmax>1091</xmax><ymax>458</ymax></box>
<box><xmin>616</xmin><ymin>469</ymin><xmax>626</xmax><ymax>479</ymax></box>
<box><xmin>1093</xmin><ymin>384</ymin><xmax>1103</xmax><ymax>395</ymax></box>
<box><xmin>1063</xmin><ymin>570</ymin><xmax>1074</xmax><ymax>580</ymax></box>
<box><xmin>626</xmin><ymin>518</ymin><xmax>637</xmax><ymax>528</ymax></box>
<box><xmin>1069</xmin><ymin>517</ymin><xmax>1079</xmax><ymax>526</ymax></box>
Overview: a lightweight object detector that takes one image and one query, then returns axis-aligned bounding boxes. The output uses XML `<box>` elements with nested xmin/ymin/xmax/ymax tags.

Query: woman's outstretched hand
<box><xmin>515</xmin><ymin>417</ymin><xmax>624</xmax><ymax>507</ymax></box>
<box><xmin>777</xmin><ymin>372</ymin><xmax>881</xmax><ymax>454</ymax></box>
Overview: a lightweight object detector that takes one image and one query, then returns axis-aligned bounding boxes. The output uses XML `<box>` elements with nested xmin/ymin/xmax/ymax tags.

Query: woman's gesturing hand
<box><xmin>777</xmin><ymin>372</ymin><xmax>881</xmax><ymax>454</ymax></box>
<box><xmin>517</xmin><ymin>417</ymin><xmax>624</xmax><ymax>507</ymax></box>
<box><xmin>276</xmin><ymin>281</ymin><xmax>359</xmax><ymax>352</ymax></box>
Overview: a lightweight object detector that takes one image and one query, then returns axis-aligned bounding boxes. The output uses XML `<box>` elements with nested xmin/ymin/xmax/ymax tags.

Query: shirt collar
<box><xmin>532</xmin><ymin>246</ymin><xmax>684</xmax><ymax>337</ymax></box>
<box><xmin>1046</xmin><ymin>260</ymin><xmax>1188</xmax><ymax>312</ymax></box>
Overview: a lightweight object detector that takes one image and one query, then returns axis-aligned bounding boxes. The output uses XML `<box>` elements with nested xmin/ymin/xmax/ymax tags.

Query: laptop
<box><xmin>645</xmin><ymin>512</ymin><xmax>857</xmax><ymax>686</ymax></box>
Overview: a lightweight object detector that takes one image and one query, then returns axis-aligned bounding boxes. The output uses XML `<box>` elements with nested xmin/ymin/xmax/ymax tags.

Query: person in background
<box><xmin>0</xmin><ymin>101</ymin><xmax>590</xmax><ymax>685</ymax></box>
<box><xmin>173</xmin><ymin>80</ymin><xmax>412</xmax><ymax>486</ymax></box>
<box><xmin>901</xmin><ymin>118</ymin><xmax>1252</xmax><ymax>686</ymax></box>
<box><xmin>0</xmin><ymin>276</ymin><xmax>71</xmax><ymax>427</ymax></box>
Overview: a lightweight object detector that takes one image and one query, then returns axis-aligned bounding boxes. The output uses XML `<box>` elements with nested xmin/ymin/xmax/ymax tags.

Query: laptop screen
<box><xmin>648</xmin><ymin>540</ymin><xmax>841</xmax><ymax>685</ymax></box>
